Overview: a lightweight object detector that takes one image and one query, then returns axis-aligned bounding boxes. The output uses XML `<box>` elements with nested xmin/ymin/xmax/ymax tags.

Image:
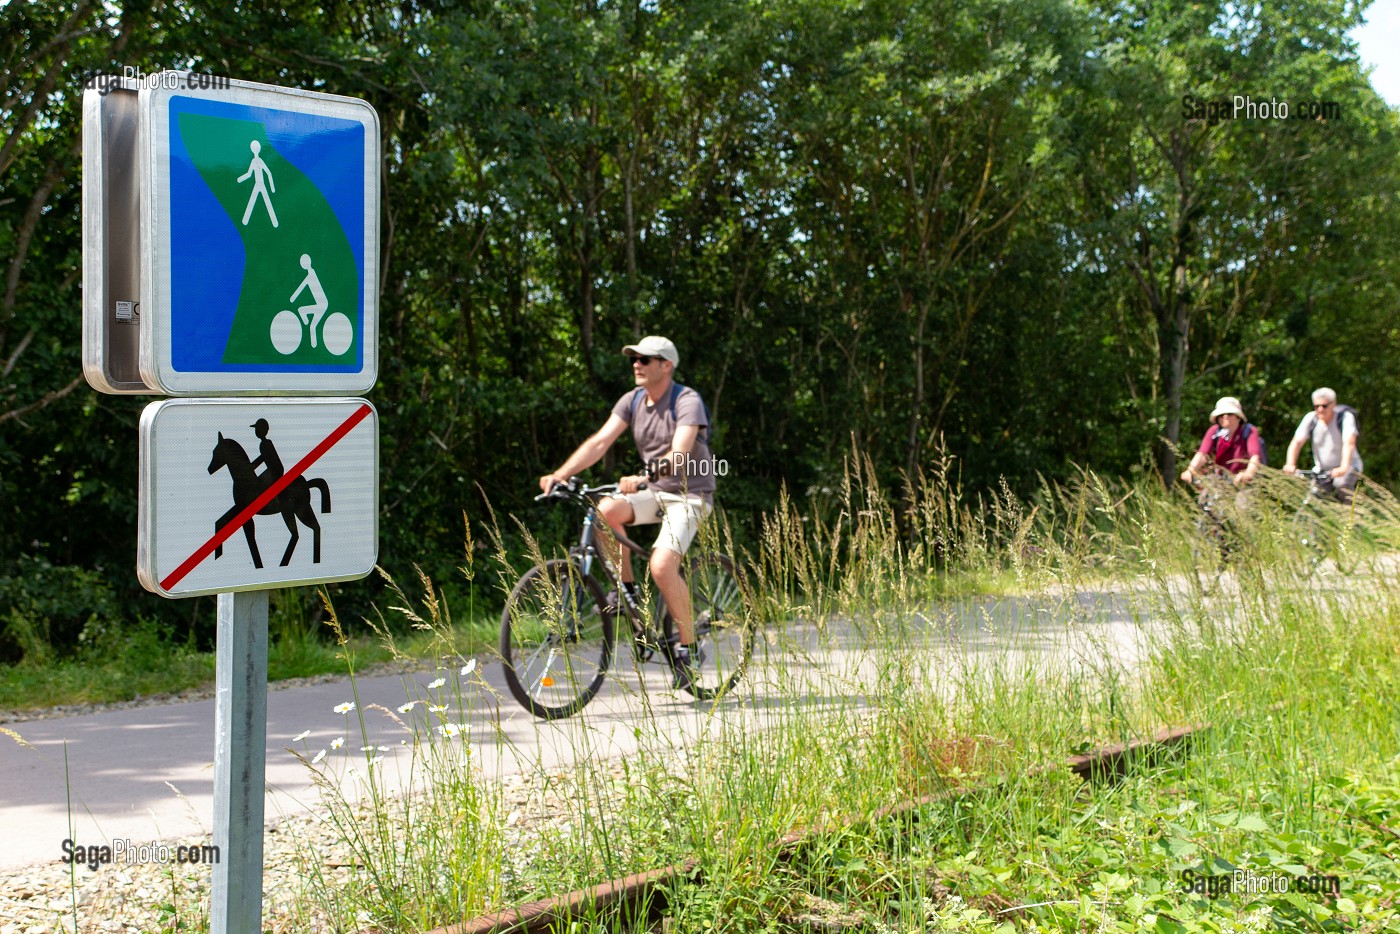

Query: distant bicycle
<box><xmin>1289</xmin><ymin>469</ymin><xmax>1371</xmax><ymax>574</ymax></box>
<box><xmin>499</xmin><ymin>477</ymin><xmax>755</xmax><ymax>720</ymax></box>
<box><xmin>1188</xmin><ymin>473</ymin><xmax>1236</xmax><ymax>594</ymax></box>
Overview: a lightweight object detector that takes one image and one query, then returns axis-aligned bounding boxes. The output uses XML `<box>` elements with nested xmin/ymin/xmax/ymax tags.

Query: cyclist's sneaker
<box><xmin>671</xmin><ymin>646</ymin><xmax>697</xmax><ymax>691</ymax></box>
<box><xmin>667</xmin><ymin>633</ymin><xmax>705</xmax><ymax>666</ymax></box>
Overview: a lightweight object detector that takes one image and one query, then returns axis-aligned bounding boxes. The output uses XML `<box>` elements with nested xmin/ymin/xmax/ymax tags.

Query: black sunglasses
<box><xmin>630</xmin><ymin>355</ymin><xmax>661</xmax><ymax>365</ymax></box>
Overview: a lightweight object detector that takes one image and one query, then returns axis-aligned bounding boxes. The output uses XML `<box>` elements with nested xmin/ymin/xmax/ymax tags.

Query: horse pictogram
<box><xmin>207</xmin><ymin>427</ymin><xmax>331</xmax><ymax>568</ymax></box>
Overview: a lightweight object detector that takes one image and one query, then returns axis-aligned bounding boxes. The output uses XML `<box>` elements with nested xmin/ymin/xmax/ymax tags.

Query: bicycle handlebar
<box><xmin>535</xmin><ymin>476</ymin><xmax>647</xmax><ymax>504</ymax></box>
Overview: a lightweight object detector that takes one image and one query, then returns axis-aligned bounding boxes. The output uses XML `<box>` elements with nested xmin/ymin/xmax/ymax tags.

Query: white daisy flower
<box><xmin>460</xmin><ymin>659</ymin><xmax>477</xmax><ymax>676</ymax></box>
<box><xmin>293</xmin><ymin>730</ymin><xmax>311</xmax><ymax>742</ymax></box>
<box><xmin>331</xmin><ymin>737</ymin><xmax>345</xmax><ymax>750</ymax></box>
<box><xmin>333</xmin><ymin>702</ymin><xmax>355</xmax><ymax>714</ymax></box>
<box><xmin>397</xmin><ymin>702</ymin><xmax>417</xmax><ymax>713</ymax></box>
<box><xmin>368</xmin><ymin>756</ymin><xmax>384</xmax><ymax>766</ymax></box>
<box><xmin>312</xmin><ymin>749</ymin><xmax>327</xmax><ymax>764</ymax></box>
<box><xmin>427</xmin><ymin>678</ymin><xmax>446</xmax><ymax>689</ymax></box>
<box><xmin>429</xmin><ymin>704</ymin><xmax>447</xmax><ymax>713</ymax></box>
<box><xmin>438</xmin><ymin>723</ymin><xmax>468</xmax><ymax>738</ymax></box>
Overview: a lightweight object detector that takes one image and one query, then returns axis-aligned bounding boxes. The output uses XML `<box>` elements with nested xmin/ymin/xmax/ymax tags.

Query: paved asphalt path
<box><xmin>1</xmin><ymin>587</ymin><xmax>1154</xmax><ymax>870</ymax></box>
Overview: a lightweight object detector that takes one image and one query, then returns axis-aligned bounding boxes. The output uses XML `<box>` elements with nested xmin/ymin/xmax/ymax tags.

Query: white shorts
<box><xmin>613</xmin><ymin>489</ymin><xmax>713</xmax><ymax>556</ymax></box>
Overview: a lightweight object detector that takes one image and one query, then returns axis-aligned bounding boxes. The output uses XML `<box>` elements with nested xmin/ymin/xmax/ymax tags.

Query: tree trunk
<box><xmin>1156</xmin><ymin>282</ymin><xmax>1190</xmax><ymax>484</ymax></box>
<box><xmin>905</xmin><ymin>291</ymin><xmax>927</xmax><ymax>481</ymax></box>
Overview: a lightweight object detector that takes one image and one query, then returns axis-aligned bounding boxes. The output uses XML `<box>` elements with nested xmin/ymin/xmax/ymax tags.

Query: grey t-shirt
<box><xmin>1293</xmin><ymin>408</ymin><xmax>1363</xmax><ymax>475</ymax></box>
<box><xmin>611</xmin><ymin>384</ymin><xmax>716</xmax><ymax>497</ymax></box>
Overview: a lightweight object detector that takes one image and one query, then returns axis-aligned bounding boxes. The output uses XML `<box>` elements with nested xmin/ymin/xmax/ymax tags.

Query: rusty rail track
<box><xmin>391</xmin><ymin>721</ymin><xmax>1207</xmax><ymax>934</ymax></box>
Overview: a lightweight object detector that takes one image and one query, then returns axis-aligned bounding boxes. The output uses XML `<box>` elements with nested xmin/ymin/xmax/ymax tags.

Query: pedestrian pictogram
<box><xmin>140</xmin><ymin>79</ymin><xmax>379</xmax><ymax>394</ymax></box>
<box><xmin>139</xmin><ymin>398</ymin><xmax>377</xmax><ymax>598</ymax></box>
<box><xmin>237</xmin><ymin>140</ymin><xmax>279</xmax><ymax>227</ymax></box>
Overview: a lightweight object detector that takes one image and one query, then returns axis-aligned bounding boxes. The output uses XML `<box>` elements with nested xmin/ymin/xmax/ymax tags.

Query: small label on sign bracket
<box><xmin>116</xmin><ymin>300</ymin><xmax>140</xmax><ymax>323</ymax></box>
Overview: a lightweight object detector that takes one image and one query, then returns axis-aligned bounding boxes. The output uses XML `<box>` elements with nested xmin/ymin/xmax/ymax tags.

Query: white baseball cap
<box><xmin>621</xmin><ymin>335</ymin><xmax>679</xmax><ymax>365</ymax></box>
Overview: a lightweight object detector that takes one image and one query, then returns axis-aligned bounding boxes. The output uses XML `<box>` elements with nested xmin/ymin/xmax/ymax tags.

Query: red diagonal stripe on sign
<box><xmin>160</xmin><ymin>403</ymin><xmax>372</xmax><ymax>591</ymax></box>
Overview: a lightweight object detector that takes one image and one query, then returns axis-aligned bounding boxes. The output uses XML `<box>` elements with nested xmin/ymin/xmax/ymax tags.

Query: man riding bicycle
<box><xmin>538</xmin><ymin>335</ymin><xmax>717</xmax><ymax>689</ymax></box>
<box><xmin>1282</xmin><ymin>387</ymin><xmax>1362</xmax><ymax>503</ymax></box>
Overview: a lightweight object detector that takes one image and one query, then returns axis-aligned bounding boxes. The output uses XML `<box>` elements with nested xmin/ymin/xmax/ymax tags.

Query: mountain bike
<box><xmin>499</xmin><ymin>477</ymin><xmax>755</xmax><ymax>720</ymax></box>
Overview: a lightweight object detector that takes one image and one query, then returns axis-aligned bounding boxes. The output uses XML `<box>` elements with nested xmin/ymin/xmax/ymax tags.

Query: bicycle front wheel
<box><xmin>1288</xmin><ymin>510</ymin><xmax>1327</xmax><ymax>575</ymax></box>
<box><xmin>662</xmin><ymin>552</ymin><xmax>754</xmax><ymax>701</ymax></box>
<box><xmin>500</xmin><ymin>559</ymin><xmax>615</xmax><ymax>720</ymax></box>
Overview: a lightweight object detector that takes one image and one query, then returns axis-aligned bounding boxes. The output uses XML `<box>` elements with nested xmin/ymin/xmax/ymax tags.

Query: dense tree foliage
<box><xmin>2</xmin><ymin>0</ymin><xmax>1396</xmax><ymax>655</ymax></box>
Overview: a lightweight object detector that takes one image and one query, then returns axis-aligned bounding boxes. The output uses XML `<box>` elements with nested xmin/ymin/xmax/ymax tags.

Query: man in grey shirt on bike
<box><xmin>1283</xmin><ymin>386</ymin><xmax>1363</xmax><ymax>501</ymax></box>
<box><xmin>538</xmin><ymin>335</ymin><xmax>717</xmax><ymax>687</ymax></box>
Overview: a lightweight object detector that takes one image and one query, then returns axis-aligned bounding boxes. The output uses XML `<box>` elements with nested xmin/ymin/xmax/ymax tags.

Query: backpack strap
<box><xmin>632</xmin><ymin>383</ymin><xmax>711</xmax><ymax>445</ymax></box>
<box><xmin>1334</xmin><ymin>404</ymin><xmax>1359</xmax><ymax>438</ymax></box>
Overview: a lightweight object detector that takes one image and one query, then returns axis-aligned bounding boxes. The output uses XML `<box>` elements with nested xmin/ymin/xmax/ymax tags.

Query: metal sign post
<box><xmin>81</xmin><ymin>70</ymin><xmax>380</xmax><ymax>934</ymax></box>
<box><xmin>211</xmin><ymin>590</ymin><xmax>269</xmax><ymax>934</ymax></box>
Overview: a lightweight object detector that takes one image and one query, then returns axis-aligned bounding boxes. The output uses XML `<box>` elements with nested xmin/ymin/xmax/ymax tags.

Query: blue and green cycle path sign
<box><xmin>140</xmin><ymin>80</ymin><xmax>379</xmax><ymax>394</ymax></box>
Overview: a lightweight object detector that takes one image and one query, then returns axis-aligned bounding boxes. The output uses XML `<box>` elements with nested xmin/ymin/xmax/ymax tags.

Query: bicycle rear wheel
<box><xmin>500</xmin><ymin>559</ymin><xmax>615</xmax><ymax>720</ymax></box>
<box><xmin>662</xmin><ymin>552</ymin><xmax>754</xmax><ymax>701</ymax></box>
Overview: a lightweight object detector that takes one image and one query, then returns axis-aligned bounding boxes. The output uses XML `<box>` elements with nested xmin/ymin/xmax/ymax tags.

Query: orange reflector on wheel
<box><xmin>541</xmin><ymin>676</ymin><xmax>555</xmax><ymax>686</ymax></box>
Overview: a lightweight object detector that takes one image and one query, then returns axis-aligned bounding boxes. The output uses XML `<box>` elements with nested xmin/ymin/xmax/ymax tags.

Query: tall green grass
<box><xmin>57</xmin><ymin>456</ymin><xmax>1398</xmax><ymax>932</ymax></box>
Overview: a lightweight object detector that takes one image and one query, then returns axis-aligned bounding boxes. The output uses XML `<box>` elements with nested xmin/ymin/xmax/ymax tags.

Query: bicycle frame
<box><xmin>552</xmin><ymin>482</ymin><xmax>660</xmax><ymax>634</ymax></box>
